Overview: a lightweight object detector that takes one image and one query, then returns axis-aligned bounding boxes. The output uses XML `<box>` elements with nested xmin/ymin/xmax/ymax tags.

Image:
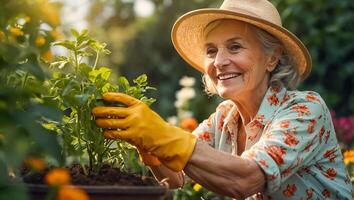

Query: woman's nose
<box><xmin>214</xmin><ymin>48</ymin><xmax>230</xmax><ymax>69</ymax></box>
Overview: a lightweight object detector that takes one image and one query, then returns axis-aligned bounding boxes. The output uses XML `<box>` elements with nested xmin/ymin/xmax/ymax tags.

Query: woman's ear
<box><xmin>266</xmin><ymin>48</ymin><xmax>282</xmax><ymax>72</ymax></box>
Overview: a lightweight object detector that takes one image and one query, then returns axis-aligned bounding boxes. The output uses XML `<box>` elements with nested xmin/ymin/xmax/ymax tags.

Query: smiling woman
<box><xmin>92</xmin><ymin>0</ymin><xmax>354</xmax><ymax>199</ymax></box>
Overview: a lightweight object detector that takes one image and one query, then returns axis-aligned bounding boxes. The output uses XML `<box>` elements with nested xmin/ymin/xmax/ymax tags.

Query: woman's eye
<box><xmin>206</xmin><ymin>48</ymin><xmax>217</xmax><ymax>57</ymax></box>
<box><xmin>229</xmin><ymin>43</ymin><xmax>241</xmax><ymax>52</ymax></box>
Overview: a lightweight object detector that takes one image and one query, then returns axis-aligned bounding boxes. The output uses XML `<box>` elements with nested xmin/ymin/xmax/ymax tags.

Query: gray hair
<box><xmin>202</xmin><ymin>20</ymin><xmax>300</xmax><ymax>96</ymax></box>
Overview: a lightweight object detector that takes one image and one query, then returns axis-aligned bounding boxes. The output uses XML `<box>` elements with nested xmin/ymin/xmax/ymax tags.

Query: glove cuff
<box><xmin>161</xmin><ymin>126</ymin><xmax>197</xmax><ymax>172</ymax></box>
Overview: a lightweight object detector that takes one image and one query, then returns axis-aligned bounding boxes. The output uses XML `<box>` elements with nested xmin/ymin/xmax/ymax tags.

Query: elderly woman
<box><xmin>93</xmin><ymin>0</ymin><xmax>353</xmax><ymax>199</ymax></box>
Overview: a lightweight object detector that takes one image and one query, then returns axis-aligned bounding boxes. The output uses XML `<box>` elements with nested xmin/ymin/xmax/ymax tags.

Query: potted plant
<box><xmin>19</xmin><ymin>29</ymin><xmax>170</xmax><ymax>200</ymax></box>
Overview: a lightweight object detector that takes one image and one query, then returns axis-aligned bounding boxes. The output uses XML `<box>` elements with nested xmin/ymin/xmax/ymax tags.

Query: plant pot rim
<box><xmin>25</xmin><ymin>183</ymin><xmax>168</xmax><ymax>195</ymax></box>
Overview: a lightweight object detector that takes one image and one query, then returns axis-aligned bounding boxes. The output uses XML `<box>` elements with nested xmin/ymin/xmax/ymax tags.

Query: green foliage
<box><xmin>0</xmin><ymin>0</ymin><xmax>63</xmax><ymax>198</ymax></box>
<box><xmin>45</xmin><ymin>29</ymin><xmax>155</xmax><ymax>174</ymax></box>
<box><xmin>271</xmin><ymin>0</ymin><xmax>354</xmax><ymax>115</ymax></box>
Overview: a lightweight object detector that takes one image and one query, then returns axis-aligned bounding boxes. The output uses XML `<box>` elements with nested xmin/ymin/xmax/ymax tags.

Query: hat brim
<box><xmin>171</xmin><ymin>8</ymin><xmax>312</xmax><ymax>81</ymax></box>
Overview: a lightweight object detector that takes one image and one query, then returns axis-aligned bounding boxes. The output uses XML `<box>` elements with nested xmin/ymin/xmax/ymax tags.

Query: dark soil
<box><xmin>21</xmin><ymin>164</ymin><xmax>158</xmax><ymax>186</ymax></box>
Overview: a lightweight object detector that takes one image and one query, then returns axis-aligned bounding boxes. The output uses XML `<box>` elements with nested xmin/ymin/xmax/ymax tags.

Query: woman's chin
<box><xmin>217</xmin><ymin>87</ymin><xmax>241</xmax><ymax>99</ymax></box>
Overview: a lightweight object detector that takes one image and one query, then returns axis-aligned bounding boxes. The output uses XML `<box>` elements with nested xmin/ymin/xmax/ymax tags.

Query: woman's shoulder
<box><xmin>286</xmin><ymin>90</ymin><xmax>325</xmax><ymax>105</ymax></box>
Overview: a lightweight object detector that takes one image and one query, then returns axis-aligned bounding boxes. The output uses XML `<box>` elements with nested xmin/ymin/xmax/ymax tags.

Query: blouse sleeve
<box><xmin>242</xmin><ymin>97</ymin><xmax>326</xmax><ymax>194</ymax></box>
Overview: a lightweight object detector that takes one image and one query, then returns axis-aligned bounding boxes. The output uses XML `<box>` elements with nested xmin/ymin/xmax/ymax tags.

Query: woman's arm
<box><xmin>149</xmin><ymin>164</ymin><xmax>184</xmax><ymax>189</ymax></box>
<box><xmin>184</xmin><ymin>140</ymin><xmax>266</xmax><ymax>199</ymax></box>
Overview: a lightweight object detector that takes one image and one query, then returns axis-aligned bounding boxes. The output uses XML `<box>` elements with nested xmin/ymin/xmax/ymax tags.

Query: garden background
<box><xmin>0</xmin><ymin>0</ymin><xmax>353</xmax><ymax>199</ymax></box>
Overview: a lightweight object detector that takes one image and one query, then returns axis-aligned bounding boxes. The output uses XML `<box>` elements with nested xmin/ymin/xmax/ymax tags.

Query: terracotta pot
<box><xmin>27</xmin><ymin>184</ymin><xmax>171</xmax><ymax>200</ymax></box>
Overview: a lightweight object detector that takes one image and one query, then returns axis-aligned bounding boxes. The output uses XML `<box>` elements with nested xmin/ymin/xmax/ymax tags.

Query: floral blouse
<box><xmin>193</xmin><ymin>86</ymin><xmax>354</xmax><ymax>199</ymax></box>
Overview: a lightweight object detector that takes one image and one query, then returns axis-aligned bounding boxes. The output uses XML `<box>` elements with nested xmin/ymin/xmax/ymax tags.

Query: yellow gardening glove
<box><xmin>92</xmin><ymin>92</ymin><xmax>197</xmax><ymax>172</ymax></box>
<box><xmin>136</xmin><ymin>147</ymin><xmax>161</xmax><ymax>167</ymax></box>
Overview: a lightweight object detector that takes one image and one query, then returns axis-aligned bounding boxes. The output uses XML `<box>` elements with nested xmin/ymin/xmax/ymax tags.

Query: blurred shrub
<box><xmin>0</xmin><ymin>1</ymin><xmax>63</xmax><ymax>199</ymax></box>
<box><xmin>273</xmin><ymin>0</ymin><xmax>354</xmax><ymax>115</ymax></box>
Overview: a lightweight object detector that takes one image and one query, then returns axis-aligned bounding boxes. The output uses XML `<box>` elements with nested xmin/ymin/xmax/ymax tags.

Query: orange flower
<box><xmin>9</xmin><ymin>27</ymin><xmax>24</xmax><ymax>37</ymax></box>
<box><xmin>58</xmin><ymin>186</ymin><xmax>89</xmax><ymax>200</ymax></box>
<box><xmin>42</xmin><ymin>50</ymin><xmax>53</xmax><ymax>61</ymax></box>
<box><xmin>343</xmin><ymin>150</ymin><xmax>354</xmax><ymax>165</ymax></box>
<box><xmin>35</xmin><ymin>36</ymin><xmax>46</xmax><ymax>46</ymax></box>
<box><xmin>51</xmin><ymin>30</ymin><xmax>64</xmax><ymax>41</ymax></box>
<box><xmin>180</xmin><ymin>117</ymin><xmax>198</xmax><ymax>131</ymax></box>
<box><xmin>24</xmin><ymin>157</ymin><xmax>45</xmax><ymax>171</ymax></box>
<box><xmin>45</xmin><ymin>168</ymin><xmax>71</xmax><ymax>186</ymax></box>
<box><xmin>40</xmin><ymin>2</ymin><xmax>60</xmax><ymax>26</ymax></box>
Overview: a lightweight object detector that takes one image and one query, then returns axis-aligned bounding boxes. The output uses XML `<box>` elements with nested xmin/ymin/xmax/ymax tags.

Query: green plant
<box><xmin>44</xmin><ymin>29</ymin><xmax>155</xmax><ymax>174</ymax></box>
<box><xmin>0</xmin><ymin>1</ymin><xmax>63</xmax><ymax>199</ymax></box>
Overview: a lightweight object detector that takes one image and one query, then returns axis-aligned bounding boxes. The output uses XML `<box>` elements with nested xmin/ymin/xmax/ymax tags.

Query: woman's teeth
<box><xmin>218</xmin><ymin>73</ymin><xmax>240</xmax><ymax>80</ymax></box>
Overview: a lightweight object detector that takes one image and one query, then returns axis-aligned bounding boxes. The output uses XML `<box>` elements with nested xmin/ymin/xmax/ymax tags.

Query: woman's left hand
<box><xmin>92</xmin><ymin>92</ymin><xmax>197</xmax><ymax>171</ymax></box>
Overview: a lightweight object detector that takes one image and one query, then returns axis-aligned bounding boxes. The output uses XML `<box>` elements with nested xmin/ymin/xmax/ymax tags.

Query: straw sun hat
<box><xmin>171</xmin><ymin>0</ymin><xmax>312</xmax><ymax>81</ymax></box>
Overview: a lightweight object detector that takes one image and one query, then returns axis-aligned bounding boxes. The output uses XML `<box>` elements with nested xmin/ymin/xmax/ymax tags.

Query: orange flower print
<box><xmin>281</xmin><ymin>92</ymin><xmax>290</xmax><ymax>104</ymax></box>
<box><xmin>304</xmin><ymin>139</ymin><xmax>315</xmax><ymax>152</ymax></box>
<box><xmin>284</xmin><ymin>131</ymin><xmax>299</xmax><ymax>147</ymax></box>
<box><xmin>259</xmin><ymin>159</ymin><xmax>269</xmax><ymax>168</ymax></box>
<box><xmin>306</xmin><ymin>94</ymin><xmax>320</xmax><ymax>103</ymax></box>
<box><xmin>267</xmin><ymin>94</ymin><xmax>279</xmax><ymax>106</ymax></box>
<box><xmin>282</xmin><ymin>157</ymin><xmax>301</xmax><ymax>178</ymax></box>
<box><xmin>218</xmin><ymin>114</ymin><xmax>226</xmax><ymax>130</ymax></box>
<box><xmin>291</xmin><ymin>104</ymin><xmax>310</xmax><ymax>117</ymax></box>
<box><xmin>271</xmin><ymin>86</ymin><xmax>281</xmax><ymax>93</ymax></box>
<box><xmin>279</xmin><ymin>120</ymin><xmax>290</xmax><ymax>129</ymax></box>
<box><xmin>325</xmin><ymin>131</ymin><xmax>330</xmax><ymax>144</ymax></box>
<box><xmin>283</xmin><ymin>184</ymin><xmax>297</xmax><ymax>197</ymax></box>
<box><xmin>319</xmin><ymin>126</ymin><xmax>325</xmax><ymax>143</ymax></box>
<box><xmin>265</xmin><ymin>145</ymin><xmax>286</xmax><ymax>165</ymax></box>
<box><xmin>307</xmin><ymin>119</ymin><xmax>316</xmax><ymax>134</ymax></box>
<box><xmin>198</xmin><ymin>131</ymin><xmax>212</xmax><ymax>141</ymax></box>
<box><xmin>322</xmin><ymin>189</ymin><xmax>331</xmax><ymax>198</ymax></box>
<box><xmin>267</xmin><ymin>173</ymin><xmax>277</xmax><ymax>182</ymax></box>
<box><xmin>281</xmin><ymin>167</ymin><xmax>293</xmax><ymax>178</ymax></box>
<box><xmin>323</xmin><ymin>147</ymin><xmax>337</xmax><ymax>162</ymax></box>
<box><xmin>323</xmin><ymin>168</ymin><xmax>337</xmax><ymax>180</ymax></box>
<box><xmin>315</xmin><ymin>162</ymin><xmax>324</xmax><ymax>171</ymax></box>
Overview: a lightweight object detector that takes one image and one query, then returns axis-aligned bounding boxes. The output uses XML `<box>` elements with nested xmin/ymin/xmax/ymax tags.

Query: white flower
<box><xmin>176</xmin><ymin>87</ymin><xmax>195</xmax><ymax>101</ymax></box>
<box><xmin>174</xmin><ymin>99</ymin><xmax>184</xmax><ymax>108</ymax></box>
<box><xmin>179</xmin><ymin>76</ymin><xmax>195</xmax><ymax>87</ymax></box>
<box><xmin>180</xmin><ymin>111</ymin><xmax>193</xmax><ymax>119</ymax></box>
<box><xmin>167</xmin><ymin>116</ymin><xmax>178</xmax><ymax>126</ymax></box>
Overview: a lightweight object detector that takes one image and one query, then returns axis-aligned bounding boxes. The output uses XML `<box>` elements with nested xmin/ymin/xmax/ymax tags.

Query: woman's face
<box><xmin>204</xmin><ymin>20</ymin><xmax>274</xmax><ymax>100</ymax></box>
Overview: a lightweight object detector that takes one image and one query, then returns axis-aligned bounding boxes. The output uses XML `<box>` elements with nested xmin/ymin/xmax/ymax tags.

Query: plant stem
<box><xmin>93</xmin><ymin>51</ymin><xmax>99</xmax><ymax>70</ymax></box>
<box><xmin>74</xmin><ymin>49</ymin><xmax>79</xmax><ymax>75</ymax></box>
<box><xmin>22</xmin><ymin>72</ymin><xmax>29</xmax><ymax>90</ymax></box>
